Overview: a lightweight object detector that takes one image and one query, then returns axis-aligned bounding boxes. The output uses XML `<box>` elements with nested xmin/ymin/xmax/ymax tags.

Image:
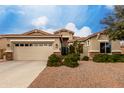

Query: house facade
<box><xmin>80</xmin><ymin>31</ymin><xmax>122</xmax><ymax>59</ymax></box>
<box><xmin>0</xmin><ymin>29</ymin><xmax>62</xmax><ymax>61</ymax></box>
<box><xmin>0</xmin><ymin>29</ymin><xmax>123</xmax><ymax>61</ymax></box>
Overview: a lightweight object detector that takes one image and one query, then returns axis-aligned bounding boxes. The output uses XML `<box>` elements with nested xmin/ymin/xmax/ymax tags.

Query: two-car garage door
<box><xmin>13</xmin><ymin>42</ymin><xmax>54</xmax><ymax>61</ymax></box>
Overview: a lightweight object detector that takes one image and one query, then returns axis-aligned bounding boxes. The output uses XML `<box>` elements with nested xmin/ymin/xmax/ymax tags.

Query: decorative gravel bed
<box><xmin>29</xmin><ymin>61</ymin><xmax>124</xmax><ymax>88</ymax></box>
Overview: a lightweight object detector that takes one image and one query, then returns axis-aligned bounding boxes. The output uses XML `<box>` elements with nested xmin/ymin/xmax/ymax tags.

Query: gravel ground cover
<box><xmin>29</xmin><ymin>61</ymin><xmax>124</xmax><ymax>88</ymax></box>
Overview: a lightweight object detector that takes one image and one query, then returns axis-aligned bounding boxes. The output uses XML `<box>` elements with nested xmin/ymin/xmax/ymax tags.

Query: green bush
<box><xmin>71</xmin><ymin>53</ymin><xmax>80</xmax><ymax>61</ymax></box>
<box><xmin>93</xmin><ymin>54</ymin><xmax>109</xmax><ymax>62</ymax></box>
<box><xmin>47</xmin><ymin>54</ymin><xmax>63</xmax><ymax>67</ymax></box>
<box><xmin>93</xmin><ymin>54</ymin><xmax>124</xmax><ymax>63</ymax></box>
<box><xmin>82</xmin><ymin>56</ymin><xmax>89</xmax><ymax>61</ymax></box>
<box><xmin>64</xmin><ymin>54</ymin><xmax>79</xmax><ymax>68</ymax></box>
<box><xmin>111</xmin><ymin>54</ymin><xmax>124</xmax><ymax>62</ymax></box>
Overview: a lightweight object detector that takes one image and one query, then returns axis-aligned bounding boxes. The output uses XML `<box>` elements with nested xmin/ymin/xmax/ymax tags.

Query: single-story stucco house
<box><xmin>79</xmin><ymin>30</ymin><xmax>122</xmax><ymax>59</ymax></box>
<box><xmin>0</xmin><ymin>29</ymin><xmax>123</xmax><ymax>61</ymax></box>
<box><xmin>0</xmin><ymin>29</ymin><xmax>74</xmax><ymax>61</ymax></box>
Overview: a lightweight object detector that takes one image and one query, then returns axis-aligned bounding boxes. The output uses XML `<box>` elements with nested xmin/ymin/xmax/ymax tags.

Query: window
<box><xmin>29</xmin><ymin>44</ymin><xmax>32</xmax><ymax>46</ymax></box>
<box><xmin>25</xmin><ymin>44</ymin><xmax>29</xmax><ymax>47</ymax></box>
<box><xmin>20</xmin><ymin>44</ymin><xmax>24</xmax><ymax>46</ymax></box>
<box><xmin>15</xmin><ymin>44</ymin><xmax>19</xmax><ymax>47</ymax></box>
<box><xmin>100</xmin><ymin>42</ymin><xmax>111</xmax><ymax>53</ymax></box>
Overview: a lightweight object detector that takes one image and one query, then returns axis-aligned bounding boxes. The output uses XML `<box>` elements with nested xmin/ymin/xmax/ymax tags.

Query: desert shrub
<box><xmin>93</xmin><ymin>54</ymin><xmax>109</xmax><ymax>62</ymax></box>
<box><xmin>47</xmin><ymin>54</ymin><xmax>63</xmax><ymax>67</ymax></box>
<box><xmin>111</xmin><ymin>54</ymin><xmax>124</xmax><ymax>62</ymax></box>
<box><xmin>82</xmin><ymin>56</ymin><xmax>89</xmax><ymax>61</ymax></box>
<box><xmin>63</xmin><ymin>54</ymin><xmax>79</xmax><ymax>68</ymax></box>
<box><xmin>72</xmin><ymin>53</ymin><xmax>80</xmax><ymax>61</ymax></box>
<box><xmin>119</xmin><ymin>57</ymin><xmax>124</xmax><ymax>62</ymax></box>
<box><xmin>93</xmin><ymin>54</ymin><xmax>124</xmax><ymax>63</ymax></box>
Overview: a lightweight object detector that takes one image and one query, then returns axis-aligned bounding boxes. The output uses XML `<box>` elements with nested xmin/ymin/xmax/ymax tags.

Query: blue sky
<box><xmin>0</xmin><ymin>5</ymin><xmax>114</xmax><ymax>37</ymax></box>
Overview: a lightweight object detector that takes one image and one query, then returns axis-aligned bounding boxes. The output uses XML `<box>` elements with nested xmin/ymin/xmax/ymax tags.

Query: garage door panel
<box><xmin>14</xmin><ymin>43</ymin><xmax>54</xmax><ymax>61</ymax></box>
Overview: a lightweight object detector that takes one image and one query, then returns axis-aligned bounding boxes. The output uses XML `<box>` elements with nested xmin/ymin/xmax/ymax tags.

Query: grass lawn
<box><xmin>29</xmin><ymin>61</ymin><xmax>124</xmax><ymax>88</ymax></box>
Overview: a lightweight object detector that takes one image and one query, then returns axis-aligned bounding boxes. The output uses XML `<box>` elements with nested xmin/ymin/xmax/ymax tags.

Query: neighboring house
<box><xmin>0</xmin><ymin>29</ymin><xmax>61</xmax><ymax>61</ymax></box>
<box><xmin>80</xmin><ymin>30</ymin><xmax>122</xmax><ymax>59</ymax></box>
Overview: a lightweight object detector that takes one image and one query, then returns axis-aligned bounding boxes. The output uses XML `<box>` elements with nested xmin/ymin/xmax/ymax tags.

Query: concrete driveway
<box><xmin>0</xmin><ymin>61</ymin><xmax>47</xmax><ymax>88</ymax></box>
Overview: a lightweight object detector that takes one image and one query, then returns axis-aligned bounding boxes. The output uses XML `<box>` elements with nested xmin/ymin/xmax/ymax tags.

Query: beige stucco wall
<box><xmin>111</xmin><ymin>40</ymin><xmax>121</xmax><ymax>52</ymax></box>
<box><xmin>0</xmin><ymin>38</ymin><xmax>9</xmax><ymax>59</ymax></box>
<box><xmin>53</xmin><ymin>38</ymin><xmax>61</xmax><ymax>52</ymax></box>
<box><xmin>81</xmin><ymin>41</ymin><xmax>88</xmax><ymax>57</ymax></box>
<box><xmin>88</xmin><ymin>34</ymin><xmax>121</xmax><ymax>52</ymax></box>
<box><xmin>81</xmin><ymin>34</ymin><xmax>122</xmax><ymax>58</ymax></box>
<box><xmin>89</xmin><ymin>35</ymin><xmax>108</xmax><ymax>51</ymax></box>
<box><xmin>0</xmin><ymin>38</ymin><xmax>8</xmax><ymax>49</ymax></box>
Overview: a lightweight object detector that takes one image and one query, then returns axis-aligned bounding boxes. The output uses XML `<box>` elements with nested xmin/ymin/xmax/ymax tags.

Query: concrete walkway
<box><xmin>0</xmin><ymin>61</ymin><xmax>46</xmax><ymax>88</ymax></box>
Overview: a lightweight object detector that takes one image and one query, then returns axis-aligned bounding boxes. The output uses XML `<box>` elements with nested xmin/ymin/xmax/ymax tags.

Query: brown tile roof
<box><xmin>77</xmin><ymin>37</ymin><xmax>86</xmax><ymax>41</ymax></box>
<box><xmin>82</xmin><ymin>30</ymin><xmax>107</xmax><ymax>41</ymax></box>
<box><xmin>22</xmin><ymin>29</ymin><xmax>53</xmax><ymax>36</ymax></box>
<box><xmin>73</xmin><ymin>36</ymin><xmax>81</xmax><ymax>39</ymax></box>
<box><xmin>68</xmin><ymin>36</ymin><xmax>86</xmax><ymax>43</ymax></box>
<box><xmin>0</xmin><ymin>29</ymin><xmax>60</xmax><ymax>37</ymax></box>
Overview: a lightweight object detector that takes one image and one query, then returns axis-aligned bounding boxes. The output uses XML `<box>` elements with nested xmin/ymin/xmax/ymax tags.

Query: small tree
<box><xmin>69</xmin><ymin>40</ymin><xmax>83</xmax><ymax>54</ymax></box>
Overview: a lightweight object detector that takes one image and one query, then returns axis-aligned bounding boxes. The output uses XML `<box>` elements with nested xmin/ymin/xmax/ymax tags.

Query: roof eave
<box><xmin>1</xmin><ymin>35</ymin><xmax>61</xmax><ymax>38</ymax></box>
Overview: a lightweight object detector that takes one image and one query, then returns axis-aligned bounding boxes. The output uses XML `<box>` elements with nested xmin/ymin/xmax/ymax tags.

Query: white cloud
<box><xmin>105</xmin><ymin>5</ymin><xmax>114</xmax><ymax>10</ymax></box>
<box><xmin>65</xmin><ymin>22</ymin><xmax>92</xmax><ymax>37</ymax></box>
<box><xmin>31</xmin><ymin>16</ymin><xmax>48</xmax><ymax>28</ymax></box>
<box><xmin>65</xmin><ymin>22</ymin><xmax>77</xmax><ymax>31</ymax></box>
<box><xmin>78</xmin><ymin>26</ymin><xmax>92</xmax><ymax>37</ymax></box>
